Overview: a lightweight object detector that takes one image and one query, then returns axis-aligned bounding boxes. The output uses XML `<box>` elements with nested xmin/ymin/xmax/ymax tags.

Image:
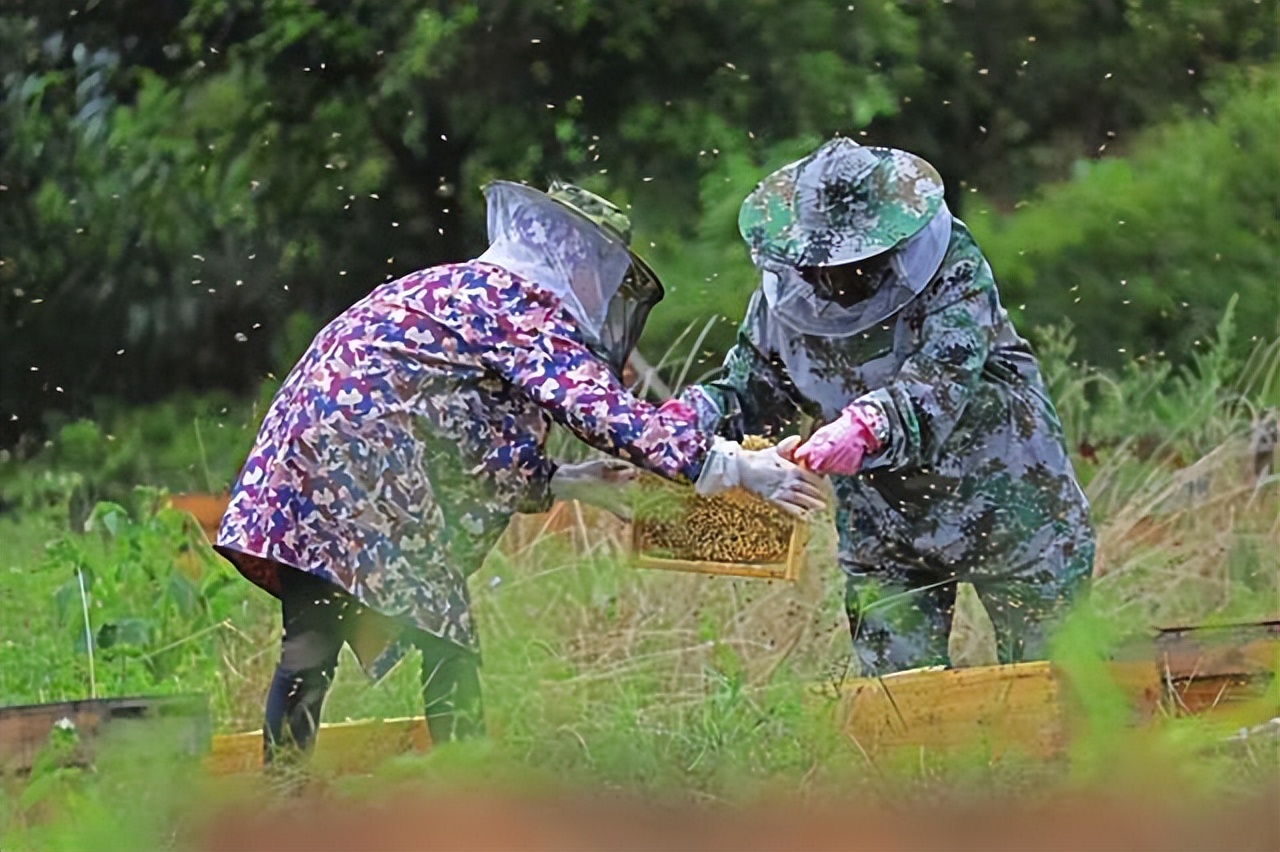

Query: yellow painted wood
<box><xmin>838</xmin><ymin>661</ymin><xmax>1069</xmax><ymax>760</ymax></box>
<box><xmin>835</xmin><ymin>627</ymin><xmax>1279</xmax><ymax>760</ymax></box>
<box><xmin>204</xmin><ymin>716</ymin><xmax>431</xmax><ymax>777</ymax></box>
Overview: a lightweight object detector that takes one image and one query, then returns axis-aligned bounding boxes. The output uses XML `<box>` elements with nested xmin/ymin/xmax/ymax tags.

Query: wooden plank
<box><xmin>0</xmin><ymin>696</ymin><xmax>209</xmax><ymax>774</ymax></box>
<box><xmin>1153</xmin><ymin>620</ymin><xmax>1279</xmax><ymax>678</ymax></box>
<box><xmin>783</xmin><ymin>519</ymin><xmax>811</xmax><ymax>582</ymax></box>
<box><xmin>632</xmin><ymin>553</ymin><xmax>790</xmax><ymax>580</ymax></box>
<box><xmin>204</xmin><ymin>716</ymin><xmax>431</xmax><ymax>777</ymax></box>
<box><xmin>1149</xmin><ymin>620</ymin><xmax>1279</xmax><ymax>718</ymax></box>
<box><xmin>1165</xmin><ymin>675</ymin><xmax>1275</xmax><ymax>718</ymax></box>
<box><xmin>838</xmin><ymin>662</ymin><xmax>1068</xmax><ymax>761</ymax></box>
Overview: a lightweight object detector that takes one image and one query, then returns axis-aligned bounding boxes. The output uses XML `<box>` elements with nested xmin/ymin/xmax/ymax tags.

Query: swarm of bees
<box><xmin>632</xmin><ymin>434</ymin><xmax>797</xmax><ymax>564</ymax></box>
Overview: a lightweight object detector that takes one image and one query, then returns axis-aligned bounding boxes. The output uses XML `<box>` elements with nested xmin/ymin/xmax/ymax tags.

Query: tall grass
<box><xmin>1035</xmin><ymin>301</ymin><xmax>1279</xmax><ymax>631</ymax></box>
<box><xmin>1</xmin><ymin>312</ymin><xmax>1276</xmax><ymax>849</ymax></box>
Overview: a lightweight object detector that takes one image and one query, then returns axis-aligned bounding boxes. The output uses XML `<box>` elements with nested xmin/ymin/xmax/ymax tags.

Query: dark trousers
<box><xmin>263</xmin><ymin>568</ymin><xmax>483</xmax><ymax>764</ymax></box>
<box><xmin>843</xmin><ymin>568</ymin><xmax>1075</xmax><ymax>676</ymax></box>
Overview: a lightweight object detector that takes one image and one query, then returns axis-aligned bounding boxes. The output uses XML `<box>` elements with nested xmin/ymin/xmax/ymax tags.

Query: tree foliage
<box><xmin>968</xmin><ymin>66</ymin><xmax>1279</xmax><ymax>368</ymax></box>
<box><xmin>1</xmin><ymin>0</ymin><xmax>1276</xmax><ymax>442</ymax></box>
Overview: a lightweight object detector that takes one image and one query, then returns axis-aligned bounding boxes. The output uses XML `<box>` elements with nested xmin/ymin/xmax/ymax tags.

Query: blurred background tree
<box><xmin>2</xmin><ymin>0</ymin><xmax>1277</xmax><ymax>445</ymax></box>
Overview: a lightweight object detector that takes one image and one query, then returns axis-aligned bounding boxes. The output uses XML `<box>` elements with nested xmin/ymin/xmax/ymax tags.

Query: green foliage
<box><xmin>640</xmin><ymin>134</ymin><xmax>824</xmax><ymax>369</ymax></box>
<box><xmin>0</xmin><ymin>0</ymin><xmax>918</xmax><ymax>442</ymax></box>
<box><xmin>1035</xmin><ymin>295</ymin><xmax>1278</xmax><ymax>454</ymax></box>
<box><xmin>874</xmin><ymin>0</ymin><xmax>1279</xmax><ymax>202</ymax></box>
<box><xmin>0</xmin><ymin>22</ymin><xmax>326</xmax><ymax>434</ymax></box>
<box><xmin>3</xmin><ymin>0</ymin><xmax>1277</xmax><ymax>442</ymax></box>
<box><xmin>969</xmin><ymin>66</ymin><xmax>1279</xmax><ymax>369</ymax></box>
<box><xmin>14</xmin><ymin>495</ymin><xmax>241</xmax><ymax>696</ymax></box>
<box><xmin>0</xmin><ymin>395</ymin><xmax>258</xmax><ymax>523</ymax></box>
<box><xmin>1028</xmin><ymin>307</ymin><xmax>1278</xmax><ymax>635</ymax></box>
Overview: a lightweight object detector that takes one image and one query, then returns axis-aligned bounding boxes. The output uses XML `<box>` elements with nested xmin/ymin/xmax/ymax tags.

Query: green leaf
<box><xmin>96</xmin><ymin>618</ymin><xmax>153</xmax><ymax>650</ymax></box>
<box><xmin>93</xmin><ymin>621</ymin><xmax>117</xmax><ymax>650</ymax></box>
<box><xmin>85</xmin><ymin>501</ymin><xmax>130</xmax><ymax>537</ymax></box>
<box><xmin>167</xmin><ymin>571</ymin><xmax>199</xmax><ymax>618</ymax></box>
<box><xmin>199</xmin><ymin>571</ymin><xmax>236</xmax><ymax>602</ymax></box>
<box><xmin>54</xmin><ymin>562</ymin><xmax>96</xmax><ymax>625</ymax></box>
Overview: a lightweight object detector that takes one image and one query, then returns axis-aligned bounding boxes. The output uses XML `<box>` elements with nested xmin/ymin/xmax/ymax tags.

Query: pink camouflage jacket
<box><xmin>216</xmin><ymin>261</ymin><xmax>708</xmax><ymax>659</ymax></box>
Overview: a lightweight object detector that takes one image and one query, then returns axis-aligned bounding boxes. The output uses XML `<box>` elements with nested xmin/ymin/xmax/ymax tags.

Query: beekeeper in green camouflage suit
<box><xmin>680</xmin><ymin>138</ymin><xmax>1095</xmax><ymax>674</ymax></box>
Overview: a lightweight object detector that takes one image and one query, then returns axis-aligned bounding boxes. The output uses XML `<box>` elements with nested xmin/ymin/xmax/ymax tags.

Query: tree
<box><xmin>1</xmin><ymin>0</ymin><xmax>1276</xmax><ymax>443</ymax></box>
<box><xmin>967</xmin><ymin>66</ymin><xmax>1280</xmax><ymax>368</ymax></box>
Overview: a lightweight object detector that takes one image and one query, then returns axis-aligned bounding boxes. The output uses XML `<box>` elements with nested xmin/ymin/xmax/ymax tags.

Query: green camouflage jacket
<box><xmin>682</xmin><ymin>217</ymin><xmax>1095</xmax><ymax>597</ymax></box>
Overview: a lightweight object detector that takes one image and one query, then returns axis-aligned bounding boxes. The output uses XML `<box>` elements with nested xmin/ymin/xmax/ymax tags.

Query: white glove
<box><xmin>694</xmin><ymin>436</ymin><xmax>829</xmax><ymax>518</ymax></box>
<box><xmin>549</xmin><ymin>458</ymin><xmax>641</xmax><ymax>520</ymax></box>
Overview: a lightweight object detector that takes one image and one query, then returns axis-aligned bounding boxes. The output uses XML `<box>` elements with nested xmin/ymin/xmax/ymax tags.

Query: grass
<box><xmin>0</xmin><ymin>324</ymin><xmax>1277</xmax><ymax>849</ymax></box>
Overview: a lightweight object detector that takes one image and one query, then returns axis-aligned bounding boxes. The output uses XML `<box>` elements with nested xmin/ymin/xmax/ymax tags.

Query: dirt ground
<box><xmin>196</xmin><ymin>787</ymin><xmax>1278</xmax><ymax>852</ymax></box>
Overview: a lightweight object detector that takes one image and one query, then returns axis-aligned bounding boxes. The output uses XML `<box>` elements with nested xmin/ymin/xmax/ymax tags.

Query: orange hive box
<box><xmin>168</xmin><ymin>493</ymin><xmax>230</xmax><ymax>541</ymax></box>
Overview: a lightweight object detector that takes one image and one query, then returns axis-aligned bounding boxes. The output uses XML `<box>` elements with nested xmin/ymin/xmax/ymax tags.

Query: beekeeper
<box><xmin>678</xmin><ymin>138</ymin><xmax>1095</xmax><ymax>675</ymax></box>
<box><xmin>215</xmin><ymin>181</ymin><xmax>827</xmax><ymax>762</ymax></box>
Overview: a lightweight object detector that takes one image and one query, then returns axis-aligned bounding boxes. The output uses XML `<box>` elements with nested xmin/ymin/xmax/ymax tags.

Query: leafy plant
<box><xmin>969</xmin><ymin>65</ymin><xmax>1280</xmax><ymax>371</ymax></box>
<box><xmin>5</xmin><ymin>0</ymin><xmax>1275</xmax><ymax>442</ymax></box>
<box><xmin>0</xmin><ymin>395</ymin><xmax>259</xmax><ymax>525</ymax></box>
<box><xmin>43</xmin><ymin>493</ymin><xmax>240</xmax><ymax>693</ymax></box>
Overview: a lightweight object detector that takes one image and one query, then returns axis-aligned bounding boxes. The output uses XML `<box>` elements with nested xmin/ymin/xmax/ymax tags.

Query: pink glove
<box><xmin>791</xmin><ymin>404</ymin><xmax>883</xmax><ymax>476</ymax></box>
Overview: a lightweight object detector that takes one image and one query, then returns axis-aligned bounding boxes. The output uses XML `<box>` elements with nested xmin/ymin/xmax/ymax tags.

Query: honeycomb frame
<box><xmin>629</xmin><ymin>485</ymin><xmax>810</xmax><ymax>581</ymax></box>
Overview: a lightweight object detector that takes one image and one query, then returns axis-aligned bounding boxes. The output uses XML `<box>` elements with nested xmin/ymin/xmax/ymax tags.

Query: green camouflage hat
<box><xmin>545</xmin><ymin>181</ymin><xmax>663</xmax><ymax>300</ymax></box>
<box><xmin>739</xmin><ymin>138</ymin><xmax>945</xmax><ymax>268</ymax></box>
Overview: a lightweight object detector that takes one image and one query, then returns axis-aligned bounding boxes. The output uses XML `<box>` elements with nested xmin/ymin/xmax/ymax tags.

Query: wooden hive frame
<box><xmin>629</xmin><ymin>502</ymin><xmax>810</xmax><ymax>582</ymax></box>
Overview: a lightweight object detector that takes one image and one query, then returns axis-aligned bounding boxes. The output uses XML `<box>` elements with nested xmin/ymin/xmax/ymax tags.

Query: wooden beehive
<box><xmin>838</xmin><ymin>661</ymin><xmax>1068</xmax><ymax>760</ymax></box>
<box><xmin>168</xmin><ymin>492</ymin><xmax>230</xmax><ymax>541</ymax></box>
<box><xmin>834</xmin><ymin>618</ymin><xmax>1279</xmax><ymax>761</ymax></box>
<box><xmin>0</xmin><ymin>695</ymin><xmax>210</xmax><ymax>775</ymax></box>
<box><xmin>204</xmin><ymin>716</ymin><xmax>430</xmax><ymax>777</ymax></box>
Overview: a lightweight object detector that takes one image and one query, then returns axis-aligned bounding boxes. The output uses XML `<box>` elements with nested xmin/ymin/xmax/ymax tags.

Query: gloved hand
<box><xmin>790</xmin><ymin>403</ymin><xmax>882</xmax><ymax>476</ymax></box>
<box><xmin>695</xmin><ymin>436</ymin><xmax>829</xmax><ymax>518</ymax></box>
<box><xmin>550</xmin><ymin>458</ymin><xmax>641</xmax><ymax>520</ymax></box>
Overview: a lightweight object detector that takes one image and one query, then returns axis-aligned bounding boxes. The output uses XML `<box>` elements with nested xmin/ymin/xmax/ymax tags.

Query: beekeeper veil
<box><xmin>478</xmin><ymin>180</ymin><xmax>664</xmax><ymax>376</ymax></box>
<box><xmin>758</xmin><ymin>203</ymin><xmax>952</xmax><ymax>337</ymax></box>
<box><xmin>739</xmin><ymin>139</ymin><xmax>950</xmax><ymax>337</ymax></box>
